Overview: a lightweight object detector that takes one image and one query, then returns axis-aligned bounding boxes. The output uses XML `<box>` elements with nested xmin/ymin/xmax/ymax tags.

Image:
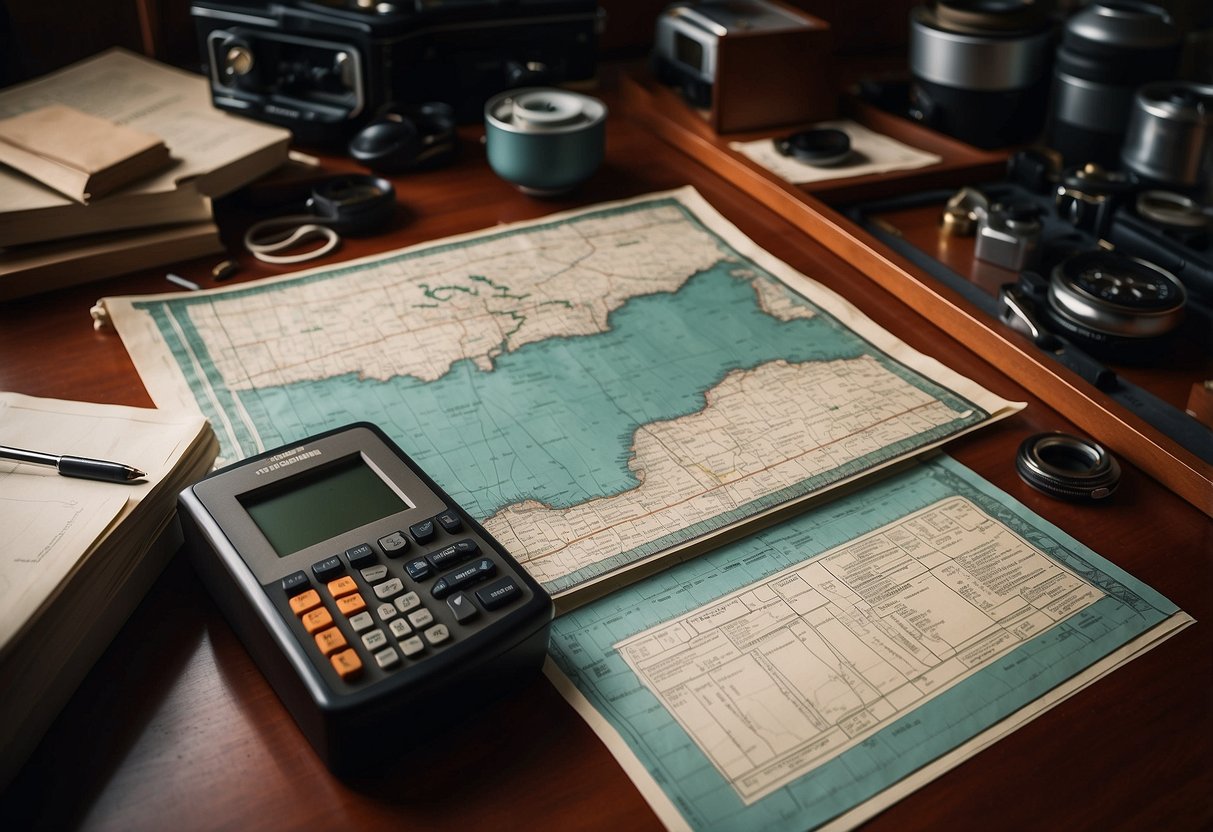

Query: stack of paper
<box><xmin>0</xmin><ymin>105</ymin><xmax>173</xmax><ymax>203</ymax></box>
<box><xmin>0</xmin><ymin>49</ymin><xmax>292</xmax><ymax>299</ymax></box>
<box><xmin>0</xmin><ymin>393</ymin><xmax>218</xmax><ymax>788</ymax></box>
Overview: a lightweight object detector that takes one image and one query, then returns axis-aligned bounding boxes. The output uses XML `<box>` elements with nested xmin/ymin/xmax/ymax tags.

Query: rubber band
<box><xmin>244</xmin><ymin>215</ymin><xmax>342</xmax><ymax>265</ymax></box>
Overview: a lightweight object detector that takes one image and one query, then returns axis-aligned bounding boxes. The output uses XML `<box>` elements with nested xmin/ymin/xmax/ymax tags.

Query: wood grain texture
<box><xmin>0</xmin><ymin>84</ymin><xmax>1209</xmax><ymax>831</ymax></box>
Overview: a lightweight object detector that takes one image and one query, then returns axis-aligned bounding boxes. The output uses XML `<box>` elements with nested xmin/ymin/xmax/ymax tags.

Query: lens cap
<box><xmin>1015</xmin><ymin>432</ymin><xmax>1121</xmax><ymax>501</ymax></box>
<box><xmin>773</xmin><ymin>128</ymin><xmax>852</xmax><ymax>167</ymax></box>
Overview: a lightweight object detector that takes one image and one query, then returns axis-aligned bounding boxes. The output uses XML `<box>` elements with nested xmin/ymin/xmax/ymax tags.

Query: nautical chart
<box><xmin>99</xmin><ymin>187</ymin><xmax>1018</xmax><ymax>599</ymax></box>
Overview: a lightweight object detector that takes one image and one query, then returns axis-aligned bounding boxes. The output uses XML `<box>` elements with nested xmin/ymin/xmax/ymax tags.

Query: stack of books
<box><xmin>0</xmin><ymin>392</ymin><xmax>219</xmax><ymax>787</ymax></box>
<box><xmin>0</xmin><ymin>49</ymin><xmax>292</xmax><ymax>300</ymax></box>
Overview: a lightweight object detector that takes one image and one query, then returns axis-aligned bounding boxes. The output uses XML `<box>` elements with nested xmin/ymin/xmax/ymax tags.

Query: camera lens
<box><xmin>1016</xmin><ymin>432</ymin><xmax>1121</xmax><ymax>501</ymax></box>
<box><xmin>1047</xmin><ymin>1</ymin><xmax>1181</xmax><ymax>167</ymax></box>
<box><xmin>908</xmin><ymin>0</ymin><xmax>1056</xmax><ymax>148</ymax></box>
<box><xmin>1044</xmin><ymin>250</ymin><xmax>1186</xmax><ymax>359</ymax></box>
<box><xmin>217</xmin><ymin>34</ymin><xmax>257</xmax><ymax>85</ymax></box>
<box><xmin>1121</xmin><ymin>82</ymin><xmax>1213</xmax><ymax>196</ymax></box>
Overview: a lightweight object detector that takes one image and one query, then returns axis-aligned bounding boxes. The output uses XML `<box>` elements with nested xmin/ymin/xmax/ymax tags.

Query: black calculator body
<box><xmin>179</xmin><ymin>422</ymin><xmax>553</xmax><ymax>773</ymax></box>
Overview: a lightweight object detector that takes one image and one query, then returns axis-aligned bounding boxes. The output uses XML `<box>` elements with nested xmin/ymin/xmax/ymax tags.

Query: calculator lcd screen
<box><xmin>241</xmin><ymin>455</ymin><xmax>408</xmax><ymax>557</ymax></box>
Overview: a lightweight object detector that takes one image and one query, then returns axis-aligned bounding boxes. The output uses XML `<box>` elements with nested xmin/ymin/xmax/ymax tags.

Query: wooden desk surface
<box><xmin>0</xmin><ymin>98</ymin><xmax>1209</xmax><ymax>831</ymax></box>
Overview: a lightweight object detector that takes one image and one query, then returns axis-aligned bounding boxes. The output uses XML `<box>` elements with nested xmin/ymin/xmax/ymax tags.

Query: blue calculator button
<box><xmin>431</xmin><ymin>558</ymin><xmax>496</xmax><ymax>599</ymax></box>
<box><xmin>281</xmin><ymin>571</ymin><xmax>310</xmax><ymax>595</ymax></box>
<box><xmin>405</xmin><ymin>558</ymin><xmax>432</xmax><ymax>581</ymax></box>
<box><xmin>427</xmin><ymin>538</ymin><xmax>480</xmax><ymax>569</ymax></box>
<box><xmin>312</xmin><ymin>556</ymin><xmax>343</xmax><ymax>581</ymax></box>
<box><xmin>436</xmin><ymin>510</ymin><xmax>462</xmax><ymax>533</ymax></box>
<box><xmin>409</xmin><ymin>519</ymin><xmax>437</xmax><ymax>544</ymax></box>
<box><xmin>345</xmin><ymin>543</ymin><xmax>376</xmax><ymax>569</ymax></box>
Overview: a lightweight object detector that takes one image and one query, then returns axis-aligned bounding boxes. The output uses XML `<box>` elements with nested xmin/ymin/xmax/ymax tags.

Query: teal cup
<box><xmin>484</xmin><ymin>88</ymin><xmax>607</xmax><ymax>196</ymax></box>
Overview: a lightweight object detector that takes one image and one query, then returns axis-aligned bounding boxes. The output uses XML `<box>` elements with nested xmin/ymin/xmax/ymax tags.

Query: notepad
<box><xmin>0</xmin><ymin>105</ymin><xmax>173</xmax><ymax>203</ymax></box>
<box><xmin>0</xmin><ymin>393</ymin><xmax>218</xmax><ymax>788</ymax></box>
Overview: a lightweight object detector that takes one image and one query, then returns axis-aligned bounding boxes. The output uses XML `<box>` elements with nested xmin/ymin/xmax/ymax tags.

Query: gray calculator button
<box><xmin>399</xmin><ymin>635</ymin><xmax>424</xmax><ymax>657</ymax></box>
<box><xmin>373</xmin><ymin>577</ymin><xmax>404</xmax><ymax>599</ymax></box>
<box><xmin>377</xmin><ymin>531</ymin><xmax>410</xmax><ymax>558</ymax></box>
<box><xmin>424</xmin><ymin>624</ymin><xmax>450</xmax><ymax>646</ymax></box>
<box><xmin>407</xmin><ymin>607</ymin><xmax>434</xmax><ymax>629</ymax></box>
<box><xmin>349</xmin><ymin>611</ymin><xmax>375</xmax><ymax>632</ymax></box>
<box><xmin>360</xmin><ymin>564</ymin><xmax>389</xmax><ymax>583</ymax></box>
<box><xmin>394</xmin><ymin>591</ymin><xmax>421</xmax><ymax>613</ymax></box>
<box><xmin>362</xmin><ymin>629</ymin><xmax>387</xmax><ymax>651</ymax></box>
<box><xmin>389</xmin><ymin>618</ymin><xmax>412</xmax><ymax>639</ymax></box>
<box><xmin>374</xmin><ymin>647</ymin><xmax>400</xmax><ymax>670</ymax></box>
<box><xmin>376</xmin><ymin>602</ymin><xmax>398</xmax><ymax>621</ymax></box>
<box><xmin>447</xmin><ymin>592</ymin><xmax>478</xmax><ymax>623</ymax></box>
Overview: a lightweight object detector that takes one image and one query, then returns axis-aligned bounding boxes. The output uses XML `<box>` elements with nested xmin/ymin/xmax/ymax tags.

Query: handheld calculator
<box><xmin>179</xmin><ymin>423</ymin><xmax>553</xmax><ymax>773</ymax></box>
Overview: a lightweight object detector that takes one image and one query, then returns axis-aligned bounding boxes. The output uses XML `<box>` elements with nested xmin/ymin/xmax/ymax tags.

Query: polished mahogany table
<box><xmin>0</xmin><ymin>93</ymin><xmax>1209</xmax><ymax>830</ymax></box>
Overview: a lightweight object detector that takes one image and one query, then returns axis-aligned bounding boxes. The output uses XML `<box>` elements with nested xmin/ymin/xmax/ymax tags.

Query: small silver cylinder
<box><xmin>1121</xmin><ymin>82</ymin><xmax>1213</xmax><ymax>192</ymax></box>
<box><xmin>908</xmin><ymin>8</ymin><xmax>1053</xmax><ymax>92</ymax></box>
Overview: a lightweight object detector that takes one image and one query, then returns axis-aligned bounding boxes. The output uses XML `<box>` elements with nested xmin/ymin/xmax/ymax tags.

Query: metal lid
<box><xmin>1048</xmin><ymin>250</ymin><xmax>1186</xmax><ymax>339</ymax></box>
<box><xmin>909</xmin><ymin>5</ymin><xmax>1055</xmax><ymax>91</ymax></box>
<box><xmin>485</xmin><ymin>88</ymin><xmax>607</xmax><ymax>135</ymax></box>
<box><xmin>1062</xmin><ymin>1</ymin><xmax>1179</xmax><ymax>52</ymax></box>
<box><xmin>1134</xmin><ymin>82</ymin><xmax>1213</xmax><ymax>126</ymax></box>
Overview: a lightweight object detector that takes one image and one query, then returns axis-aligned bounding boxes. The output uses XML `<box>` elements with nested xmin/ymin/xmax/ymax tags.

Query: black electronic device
<box><xmin>347</xmin><ymin>102</ymin><xmax>457</xmax><ymax>174</ymax></box>
<box><xmin>190</xmin><ymin>0</ymin><xmax>602</xmax><ymax>144</ymax></box>
<box><xmin>178</xmin><ymin>423</ymin><xmax>553</xmax><ymax>773</ymax></box>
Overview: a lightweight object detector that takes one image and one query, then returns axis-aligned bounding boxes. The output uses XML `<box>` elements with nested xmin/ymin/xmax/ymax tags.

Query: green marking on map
<box><xmin>121</xmin><ymin>190</ymin><xmax>1011</xmax><ymax>596</ymax></box>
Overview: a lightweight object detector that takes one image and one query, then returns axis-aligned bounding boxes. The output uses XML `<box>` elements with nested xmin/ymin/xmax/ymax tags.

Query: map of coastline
<box><xmin>488</xmin><ymin>356</ymin><xmax>974</xmax><ymax>589</ymax></box>
<box><xmin>101</xmin><ymin>187</ymin><xmax>1019</xmax><ymax>599</ymax></box>
<box><xmin>180</xmin><ymin>203</ymin><xmax>724</xmax><ymax>388</ymax></box>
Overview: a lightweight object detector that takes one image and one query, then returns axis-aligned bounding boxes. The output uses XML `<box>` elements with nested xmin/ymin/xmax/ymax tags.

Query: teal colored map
<box><xmin>547</xmin><ymin>456</ymin><xmax>1184</xmax><ymax>831</ymax></box>
<box><xmin>109</xmin><ymin>189</ymin><xmax>1013</xmax><ymax>594</ymax></box>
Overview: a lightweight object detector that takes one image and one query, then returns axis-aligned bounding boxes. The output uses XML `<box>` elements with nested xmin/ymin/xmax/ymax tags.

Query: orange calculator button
<box><xmin>301</xmin><ymin>606</ymin><xmax>333</xmax><ymax>634</ymax></box>
<box><xmin>330</xmin><ymin>648</ymin><xmax>363</xmax><ymax>680</ymax></box>
<box><xmin>335</xmin><ymin>593</ymin><xmax>367</xmax><ymax>617</ymax></box>
<box><xmin>327</xmin><ymin>576</ymin><xmax>358</xmax><ymax>598</ymax></box>
<box><xmin>314</xmin><ymin>627</ymin><xmax>348</xmax><ymax>656</ymax></box>
<box><xmin>288</xmin><ymin>589</ymin><xmax>321</xmax><ymax>616</ymax></box>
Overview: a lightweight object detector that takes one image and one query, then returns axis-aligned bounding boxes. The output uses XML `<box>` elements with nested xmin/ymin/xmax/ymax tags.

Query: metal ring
<box><xmin>1047</xmin><ymin>251</ymin><xmax>1186</xmax><ymax>340</ymax></box>
<box><xmin>1136</xmin><ymin>190</ymin><xmax>1213</xmax><ymax>229</ymax></box>
<box><xmin>1015</xmin><ymin>432</ymin><xmax>1121</xmax><ymax>501</ymax></box>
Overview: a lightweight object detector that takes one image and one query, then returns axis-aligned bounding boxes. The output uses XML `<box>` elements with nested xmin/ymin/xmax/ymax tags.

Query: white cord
<box><xmin>244</xmin><ymin>215</ymin><xmax>341</xmax><ymax>265</ymax></box>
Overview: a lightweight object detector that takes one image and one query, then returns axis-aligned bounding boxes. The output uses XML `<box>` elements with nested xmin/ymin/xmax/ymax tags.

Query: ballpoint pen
<box><xmin>0</xmin><ymin>445</ymin><xmax>146</xmax><ymax>483</ymax></box>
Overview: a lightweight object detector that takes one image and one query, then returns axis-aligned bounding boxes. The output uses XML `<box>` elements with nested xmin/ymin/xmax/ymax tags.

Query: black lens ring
<box><xmin>1016</xmin><ymin>432</ymin><xmax>1121</xmax><ymax>501</ymax></box>
<box><xmin>773</xmin><ymin>128</ymin><xmax>852</xmax><ymax>167</ymax></box>
<box><xmin>310</xmin><ymin>175</ymin><xmax>396</xmax><ymax>235</ymax></box>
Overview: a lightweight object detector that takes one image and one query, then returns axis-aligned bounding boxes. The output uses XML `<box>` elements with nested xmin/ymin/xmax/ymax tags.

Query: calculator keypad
<box><xmin>278</xmin><ymin>507</ymin><xmax>529</xmax><ymax>689</ymax></box>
